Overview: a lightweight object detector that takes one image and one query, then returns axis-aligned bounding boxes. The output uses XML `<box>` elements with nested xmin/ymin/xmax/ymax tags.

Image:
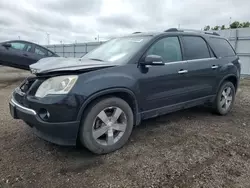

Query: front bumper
<box><xmin>9</xmin><ymin>97</ymin><xmax>80</xmax><ymax>146</ymax></box>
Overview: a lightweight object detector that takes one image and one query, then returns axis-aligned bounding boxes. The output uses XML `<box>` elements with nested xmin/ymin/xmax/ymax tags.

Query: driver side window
<box><xmin>10</xmin><ymin>42</ymin><xmax>26</xmax><ymax>51</ymax></box>
<box><xmin>146</xmin><ymin>37</ymin><xmax>182</xmax><ymax>62</ymax></box>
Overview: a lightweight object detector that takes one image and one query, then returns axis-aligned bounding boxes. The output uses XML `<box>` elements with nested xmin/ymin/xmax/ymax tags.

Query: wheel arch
<box><xmin>217</xmin><ymin>74</ymin><xmax>239</xmax><ymax>93</ymax></box>
<box><xmin>76</xmin><ymin>88</ymin><xmax>141</xmax><ymax>126</ymax></box>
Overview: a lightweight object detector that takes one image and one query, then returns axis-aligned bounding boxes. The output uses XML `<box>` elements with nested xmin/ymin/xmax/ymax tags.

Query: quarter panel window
<box><xmin>182</xmin><ymin>36</ymin><xmax>210</xmax><ymax>60</ymax></box>
<box><xmin>146</xmin><ymin>37</ymin><xmax>182</xmax><ymax>62</ymax></box>
<box><xmin>209</xmin><ymin>38</ymin><xmax>236</xmax><ymax>57</ymax></box>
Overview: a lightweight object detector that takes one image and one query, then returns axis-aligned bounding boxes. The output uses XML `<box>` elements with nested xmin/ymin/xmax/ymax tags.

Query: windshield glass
<box><xmin>82</xmin><ymin>36</ymin><xmax>152</xmax><ymax>64</ymax></box>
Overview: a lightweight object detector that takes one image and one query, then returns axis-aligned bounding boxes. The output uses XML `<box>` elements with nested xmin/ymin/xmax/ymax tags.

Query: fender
<box><xmin>216</xmin><ymin>74</ymin><xmax>238</xmax><ymax>94</ymax></box>
<box><xmin>76</xmin><ymin>87</ymin><xmax>141</xmax><ymax>125</ymax></box>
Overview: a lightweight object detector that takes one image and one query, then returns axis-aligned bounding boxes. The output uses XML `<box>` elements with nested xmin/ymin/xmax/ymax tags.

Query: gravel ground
<box><xmin>1</xmin><ymin>66</ymin><xmax>250</xmax><ymax>188</ymax></box>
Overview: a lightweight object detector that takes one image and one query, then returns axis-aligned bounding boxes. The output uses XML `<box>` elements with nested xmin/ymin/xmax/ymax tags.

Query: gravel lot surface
<box><xmin>1</xmin><ymin>66</ymin><xmax>250</xmax><ymax>188</ymax></box>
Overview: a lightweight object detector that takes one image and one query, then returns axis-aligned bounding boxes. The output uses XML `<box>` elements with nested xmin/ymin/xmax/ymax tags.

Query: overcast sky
<box><xmin>0</xmin><ymin>0</ymin><xmax>249</xmax><ymax>45</ymax></box>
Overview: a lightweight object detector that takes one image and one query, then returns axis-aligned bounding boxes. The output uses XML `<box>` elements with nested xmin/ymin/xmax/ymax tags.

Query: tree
<box><xmin>221</xmin><ymin>25</ymin><xmax>226</xmax><ymax>30</ymax></box>
<box><xmin>212</xmin><ymin>26</ymin><xmax>220</xmax><ymax>30</ymax></box>
<box><xmin>242</xmin><ymin>21</ymin><xmax>250</xmax><ymax>28</ymax></box>
<box><xmin>230</xmin><ymin>21</ymin><xmax>241</xmax><ymax>29</ymax></box>
<box><xmin>204</xmin><ymin>25</ymin><xmax>210</xmax><ymax>31</ymax></box>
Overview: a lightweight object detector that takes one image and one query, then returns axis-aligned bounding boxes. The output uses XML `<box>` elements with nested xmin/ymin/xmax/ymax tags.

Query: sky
<box><xmin>0</xmin><ymin>0</ymin><xmax>250</xmax><ymax>45</ymax></box>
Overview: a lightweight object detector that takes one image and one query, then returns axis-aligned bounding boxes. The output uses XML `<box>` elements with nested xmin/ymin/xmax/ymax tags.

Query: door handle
<box><xmin>211</xmin><ymin>65</ymin><xmax>219</xmax><ymax>69</ymax></box>
<box><xmin>178</xmin><ymin>70</ymin><xmax>188</xmax><ymax>74</ymax></box>
<box><xmin>23</xmin><ymin>53</ymin><xmax>28</xmax><ymax>57</ymax></box>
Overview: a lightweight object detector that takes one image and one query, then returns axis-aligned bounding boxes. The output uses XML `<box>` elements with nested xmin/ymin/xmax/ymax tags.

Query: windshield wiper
<box><xmin>89</xmin><ymin>58</ymin><xmax>104</xmax><ymax>62</ymax></box>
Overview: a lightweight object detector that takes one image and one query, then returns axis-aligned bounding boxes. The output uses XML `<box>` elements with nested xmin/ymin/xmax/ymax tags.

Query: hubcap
<box><xmin>220</xmin><ymin>86</ymin><xmax>233</xmax><ymax>111</ymax></box>
<box><xmin>92</xmin><ymin>107</ymin><xmax>127</xmax><ymax>146</ymax></box>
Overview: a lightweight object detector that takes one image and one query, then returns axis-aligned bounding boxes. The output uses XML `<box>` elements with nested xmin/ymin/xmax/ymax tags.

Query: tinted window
<box><xmin>35</xmin><ymin>46</ymin><xmax>48</xmax><ymax>56</ymax></box>
<box><xmin>182</xmin><ymin>36</ymin><xmax>210</xmax><ymax>60</ymax></box>
<box><xmin>24</xmin><ymin>44</ymin><xmax>33</xmax><ymax>52</ymax></box>
<box><xmin>146</xmin><ymin>37</ymin><xmax>182</xmax><ymax>62</ymax></box>
<box><xmin>209</xmin><ymin>38</ymin><xmax>236</xmax><ymax>57</ymax></box>
<box><xmin>10</xmin><ymin>42</ymin><xmax>25</xmax><ymax>50</ymax></box>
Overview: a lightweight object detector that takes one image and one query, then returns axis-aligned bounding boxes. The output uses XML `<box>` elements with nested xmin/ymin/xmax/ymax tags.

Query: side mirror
<box><xmin>140</xmin><ymin>55</ymin><xmax>164</xmax><ymax>66</ymax></box>
<box><xmin>2</xmin><ymin>43</ymin><xmax>11</xmax><ymax>48</ymax></box>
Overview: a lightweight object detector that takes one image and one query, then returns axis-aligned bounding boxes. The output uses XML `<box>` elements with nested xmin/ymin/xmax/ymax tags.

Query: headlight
<box><xmin>35</xmin><ymin>75</ymin><xmax>78</xmax><ymax>98</ymax></box>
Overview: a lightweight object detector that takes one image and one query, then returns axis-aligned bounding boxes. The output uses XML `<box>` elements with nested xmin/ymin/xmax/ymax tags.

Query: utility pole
<box><xmin>46</xmin><ymin>32</ymin><xmax>50</xmax><ymax>45</ymax></box>
<box><xmin>95</xmin><ymin>35</ymin><xmax>100</xmax><ymax>42</ymax></box>
<box><xmin>178</xmin><ymin>24</ymin><xmax>180</xmax><ymax>29</ymax></box>
<box><xmin>18</xmin><ymin>36</ymin><xmax>20</xmax><ymax>40</ymax></box>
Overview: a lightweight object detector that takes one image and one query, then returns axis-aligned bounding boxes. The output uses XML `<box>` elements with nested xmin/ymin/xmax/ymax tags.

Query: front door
<box><xmin>137</xmin><ymin>36</ymin><xmax>190</xmax><ymax>116</ymax></box>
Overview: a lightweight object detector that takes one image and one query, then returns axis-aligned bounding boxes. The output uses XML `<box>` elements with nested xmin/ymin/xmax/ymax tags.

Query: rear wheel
<box><xmin>79</xmin><ymin>97</ymin><xmax>134</xmax><ymax>154</ymax></box>
<box><xmin>213</xmin><ymin>81</ymin><xmax>235</xmax><ymax>115</ymax></box>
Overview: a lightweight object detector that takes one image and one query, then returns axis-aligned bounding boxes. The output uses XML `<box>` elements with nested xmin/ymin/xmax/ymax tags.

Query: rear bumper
<box><xmin>9</xmin><ymin>97</ymin><xmax>80</xmax><ymax>146</ymax></box>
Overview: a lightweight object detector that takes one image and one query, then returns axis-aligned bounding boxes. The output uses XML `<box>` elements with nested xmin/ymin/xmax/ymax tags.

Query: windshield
<box><xmin>82</xmin><ymin>36</ymin><xmax>152</xmax><ymax>64</ymax></box>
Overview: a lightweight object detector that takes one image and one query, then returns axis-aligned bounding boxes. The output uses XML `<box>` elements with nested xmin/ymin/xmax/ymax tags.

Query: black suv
<box><xmin>9</xmin><ymin>29</ymin><xmax>241</xmax><ymax>154</ymax></box>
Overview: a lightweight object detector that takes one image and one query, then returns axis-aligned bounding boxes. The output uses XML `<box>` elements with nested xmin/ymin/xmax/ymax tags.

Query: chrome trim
<box><xmin>10</xmin><ymin>97</ymin><xmax>37</xmax><ymax>115</ymax></box>
<box><xmin>211</xmin><ymin>65</ymin><xmax>219</xmax><ymax>69</ymax></box>
<box><xmin>178</xmin><ymin>70</ymin><xmax>188</xmax><ymax>74</ymax></box>
<box><xmin>187</xmin><ymin>57</ymin><xmax>216</xmax><ymax>63</ymax></box>
<box><xmin>144</xmin><ymin>57</ymin><xmax>215</xmax><ymax>67</ymax></box>
<box><xmin>164</xmin><ymin>60</ymin><xmax>187</xmax><ymax>65</ymax></box>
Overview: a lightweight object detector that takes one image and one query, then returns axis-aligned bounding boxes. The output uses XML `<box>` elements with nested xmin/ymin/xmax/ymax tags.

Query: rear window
<box><xmin>209</xmin><ymin>38</ymin><xmax>236</xmax><ymax>57</ymax></box>
<box><xmin>182</xmin><ymin>36</ymin><xmax>210</xmax><ymax>60</ymax></box>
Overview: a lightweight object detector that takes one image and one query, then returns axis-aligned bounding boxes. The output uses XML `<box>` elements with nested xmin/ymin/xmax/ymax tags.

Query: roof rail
<box><xmin>164</xmin><ymin>28</ymin><xmax>220</xmax><ymax>36</ymax></box>
<box><xmin>164</xmin><ymin>28</ymin><xmax>178</xmax><ymax>32</ymax></box>
<box><xmin>132</xmin><ymin>32</ymin><xmax>142</xmax><ymax>34</ymax></box>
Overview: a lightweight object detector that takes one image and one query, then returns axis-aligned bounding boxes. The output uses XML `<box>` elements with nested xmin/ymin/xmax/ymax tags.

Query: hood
<box><xmin>29</xmin><ymin>57</ymin><xmax>119</xmax><ymax>74</ymax></box>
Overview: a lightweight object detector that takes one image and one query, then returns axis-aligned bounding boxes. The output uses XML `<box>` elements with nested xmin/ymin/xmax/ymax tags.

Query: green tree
<box><xmin>212</xmin><ymin>26</ymin><xmax>220</xmax><ymax>30</ymax></box>
<box><xmin>221</xmin><ymin>25</ymin><xmax>226</xmax><ymax>30</ymax></box>
<box><xmin>204</xmin><ymin>25</ymin><xmax>210</xmax><ymax>31</ymax></box>
<box><xmin>242</xmin><ymin>21</ymin><xmax>250</xmax><ymax>28</ymax></box>
<box><xmin>230</xmin><ymin>21</ymin><xmax>241</xmax><ymax>29</ymax></box>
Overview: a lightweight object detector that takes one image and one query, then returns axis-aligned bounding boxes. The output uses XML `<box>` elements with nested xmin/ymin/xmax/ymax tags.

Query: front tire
<box><xmin>79</xmin><ymin>97</ymin><xmax>134</xmax><ymax>154</ymax></box>
<box><xmin>213</xmin><ymin>81</ymin><xmax>235</xmax><ymax>115</ymax></box>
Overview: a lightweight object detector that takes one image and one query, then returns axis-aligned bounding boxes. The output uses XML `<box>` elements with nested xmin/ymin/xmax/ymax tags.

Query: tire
<box><xmin>79</xmin><ymin>97</ymin><xmax>134</xmax><ymax>154</ymax></box>
<box><xmin>213</xmin><ymin>81</ymin><xmax>235</xmax><ymax>115</ymax></box>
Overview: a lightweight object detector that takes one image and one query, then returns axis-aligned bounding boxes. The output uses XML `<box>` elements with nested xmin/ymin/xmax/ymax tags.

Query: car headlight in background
<box><xmin>35</xmin><ymin>75</ymin><xmax>78</xmax><ymax>98</ymax></box>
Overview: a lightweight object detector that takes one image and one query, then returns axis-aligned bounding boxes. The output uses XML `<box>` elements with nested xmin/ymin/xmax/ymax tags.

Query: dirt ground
<box><xmin>1</xmin><ymin>66</ymin><xmax>250</xmax><ymax>188</ymax></box>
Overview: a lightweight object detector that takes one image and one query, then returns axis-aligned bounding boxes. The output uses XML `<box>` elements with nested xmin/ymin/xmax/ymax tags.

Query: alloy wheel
<box><xmin>220</xmin><ymin>86</ymin><xmax>233</xmax><ymax>111</ymax></box>
<box><xmin>92</xmin><ymin>106</ymin><xmax>127</xmax><ymax>146</ymax></box>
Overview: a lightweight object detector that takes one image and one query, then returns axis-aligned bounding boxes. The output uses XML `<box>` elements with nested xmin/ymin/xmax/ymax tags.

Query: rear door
<box><xmin>181</xmin><ymin>35</ymin><xmax>219</xmax><ymax>99</ymax></box>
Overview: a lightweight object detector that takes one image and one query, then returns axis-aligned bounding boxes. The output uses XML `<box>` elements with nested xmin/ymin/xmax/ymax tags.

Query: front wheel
<box><xmin>79</xmin><ymin>97</ymin><xmax>134</xmax><ymax>154</ymax></box>
<box><xmin>213</xmin><ymin>81</ymin><xmax>235</xmax><ymax>115</ymax></box>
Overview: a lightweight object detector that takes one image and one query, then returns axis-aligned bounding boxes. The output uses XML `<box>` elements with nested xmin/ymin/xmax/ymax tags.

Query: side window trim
<box><xmin>180</xmin><ymin>35</ymin><xmax>212</xmax><ymax>60</ymax></box>
<box><xmin>141</xmin><ymin>35</ymin><xmax>183</xmax><ymax>63</ymax></box>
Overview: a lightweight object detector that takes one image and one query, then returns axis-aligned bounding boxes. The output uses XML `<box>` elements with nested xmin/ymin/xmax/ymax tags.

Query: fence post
<box><xmin>85</xmin><ymin>43</ymin><xmax>87</xmax><ymax>54</ymax></box>
<box><xmin>73</xmin><ymin>44</ymin><xmax>76</xmax><ymax>57</ymax></box>
<box><xmin>235</xmin><ymin>29</ymin><xmax>238</xmax><ymax>53</ymax></box>
<box><xmin>62</xmin><ymin>44</ymin><xmax>65</xmax><ymax>57</ymax></box>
